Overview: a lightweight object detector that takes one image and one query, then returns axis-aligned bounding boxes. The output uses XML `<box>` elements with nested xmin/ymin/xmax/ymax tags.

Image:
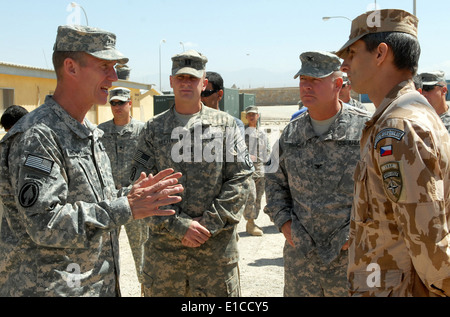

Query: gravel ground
<box><xmin>119</xmin><ymin>195</ymin><xmax>286</xmax><ymax>297</ymax></box>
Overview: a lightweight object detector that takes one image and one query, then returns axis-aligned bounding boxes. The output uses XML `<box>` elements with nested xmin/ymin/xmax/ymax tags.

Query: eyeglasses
<box><xmin>110</xmin><ymin>100</ymin><xmax>127</xmax><ymax>106</ymax></box>
<box><xmin>422</xmin><ymin>84</ymin><xmax>445</xmax><ymax>92</ymax></box>
<box><xmin>201</xmin><ymin>89</ymin><xmax>218</xmax><ymax>97</ymax></box>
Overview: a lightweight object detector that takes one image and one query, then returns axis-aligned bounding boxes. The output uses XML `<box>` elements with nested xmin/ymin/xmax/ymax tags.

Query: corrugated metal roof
<box><xmin>0</xmin><ymin>61</ymin><xmax>154</xmax><ymax>91</ymax></box>
<box><xmin>0</xmin><ymin>61</ymin><xmax>56</xmax><ymax>79</ymax></box>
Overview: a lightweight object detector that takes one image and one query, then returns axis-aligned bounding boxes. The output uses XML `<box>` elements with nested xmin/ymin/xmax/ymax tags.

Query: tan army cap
<box><xmin>53</xmin><ymin>25</ymin><xmax>129</xmax><ymax>64</ymax></box>
<box><xmin>172</xmin><ymin>50</ymin><xmax>208</xmax><ymax>78</ymax></box>
<box><xmin>294</xmin><ymin>51</ymin><xmax>341</xmax><ymax>79</ymax></box>
<box><xmin>336</xmin><ymin>9</ymin><xmax>418</xmax><ymax>58</ymax></box>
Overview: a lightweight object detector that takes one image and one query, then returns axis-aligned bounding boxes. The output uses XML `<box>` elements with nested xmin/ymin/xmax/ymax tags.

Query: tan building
<box><xmin>0</xmin><ymin>61</ymin><xmax>159</xmax><ymax>137</ymax></box>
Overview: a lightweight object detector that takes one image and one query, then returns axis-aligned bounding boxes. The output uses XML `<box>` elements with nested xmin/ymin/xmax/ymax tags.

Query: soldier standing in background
<box><xmin>98</xmin><ymin>87</ymin><xmax>146</xmax><ymax>291</ymax></box>
<box><xmin>243</xmin><ymin>106</ymin><xmax>270</xmax><ymax>236</ymax></box>
<box><xmin>338</xmin><ymin>9</ymin><xmax>450</xmax><ymax>296</ymax></box>
<box><xmin>339</xmin><ymin>75</ymin><xmax>367</xmax><ymax>110</ymax></box>
<box><xmin>0</xmin><ymin>105</ymin><xmax>29</xmax><ymax>132</ymax></box>
<box><xmin>0</xmin><ymin>25</ymin><xmax>183</xmax><ymax>297</ymax></box>
<box><xmin>264</xmin><ymin>51</ymin><xmax>371</xmax><ymax>296</ymax></box>
<box><xmin>130</xmin><ymin>50</ymin><xmax>253</xmax><ymax>297</ymax></box>
<box><xmin>419</xmin><ymin>71</ymin><xmax>450</xmax><ymax>132</ymax></box>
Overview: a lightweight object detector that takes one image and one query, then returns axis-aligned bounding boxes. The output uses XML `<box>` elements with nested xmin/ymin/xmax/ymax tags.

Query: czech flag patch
<box><xmin>380</xmin><ymin>145</ymin><xmax>393</xmax><ymax>157</ymax></box>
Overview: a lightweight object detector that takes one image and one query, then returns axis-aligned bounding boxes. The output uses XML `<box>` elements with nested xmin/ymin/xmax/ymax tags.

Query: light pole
<box><xmin>70</xmin><ymin>2</ymin><xmax>89</xmax><ymax>25</ymax></box>
<box><xmin>159</xmin><ymin>39</ymin><xmax>166</xmax><ymax>92</ymax></box>
<box><xmin>322</xmin><ymin>16</ymin><xmax>352</xmax><ymax>22</ymax></box>
<box><xmin>180</xmin><ymin>42</ymin><xmax>185</xmax><ymax>52</ymax></box>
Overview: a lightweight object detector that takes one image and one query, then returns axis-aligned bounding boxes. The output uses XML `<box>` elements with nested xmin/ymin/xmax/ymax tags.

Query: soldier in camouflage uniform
<box><xmin>419</xmin><ymin>71</ymin><xmax>450</xmax><ymax>132</ymax></box>
<box><xmin>98</xmin><ymin>87</ymin><xmax>146</xmax><ymax>287</ymax></box>
<box><xmin>243</xmin><ymin>106</ymin><xmax>270</xmax><ymax>236</ymax></box>
<box><xmin>264</xmin><ymin>51</ymin><xmax>371</xmax><ymax>296</ymax></box>
<box><xmin>0</xmin><ymin>25</ymin><xmax>184</xmax><ymax>297</ymax></box>
<box><xmin>130</xmin><ymin>50</ymin><xmax>253</xmax><ymax>297</ymax></box>
<box><xmin>339</xmin><ymin>75</ymin><xmax>367</xmax><ymax>111</ymax></box>
<box><xmin>338</xmin><ymin>9</ymin><xmax>450</xmax><ymax>296</ymax></box>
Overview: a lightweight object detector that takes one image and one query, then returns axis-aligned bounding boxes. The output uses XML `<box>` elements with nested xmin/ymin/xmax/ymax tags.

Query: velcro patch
<box><xmin>24</xmin><ymin>154</ymin><xmax>54</xmax><ymax>175</ymax></box>
<box><xmin>133</xmin><ymin>150</ymin><xmax>151</xmax><ymax>166</ymax></box>
<box><xmin>380</xmin><ymin>145</ymin><xmax>393</xmax><ymax>157</ymax></box>
<box><xmin>381</xmin><ymin>162</ymin><xmax>402</xmax><ymax>202</ymax></box>
<box><xmin>19</xmin><ymin>182</ymin><xmax>39</xmax><ymax>208</ymax></box>
<box><xmin>374</xmin><ymin>128</ymin><xmax>405</xmax><ymax>149</ymax></box>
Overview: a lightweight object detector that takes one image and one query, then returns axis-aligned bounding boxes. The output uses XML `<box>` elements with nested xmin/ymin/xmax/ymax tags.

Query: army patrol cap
<box><xmin>420</xmin><ymin>71</ymin><xmax>446</xmax><ymax>85</ymax></box>
<box><xmin>336</xmin><ymin>9</ymin><xmax>418</xmax><ymax>58</ymax></box>
<box><xmin>294</xmin><ymin>51</ymin><xmax>341</xmax><ymax>79</ymax></box>
<box><xmin>53</xmin><ymin>25</ymin><xmax>129</xmax><ymax>64</ymax></box>
<box><xmin>109</xmin><ymin>87</ymin><xmax>131</xmax><ymax>101</ymax></box>
<box><xmin>172</xmin><ymin>50</ymin><xmax>208</xmax><ymax>78</ymax></box>
<box><xmin>245</xmin><ymin>106</ymin><xmax>259</xmax><ymax>114</ymax></box>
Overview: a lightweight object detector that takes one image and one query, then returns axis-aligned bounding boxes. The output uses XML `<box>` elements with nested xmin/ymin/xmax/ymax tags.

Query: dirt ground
<box><xmin>119</xmin><ymin>194</ymin><xmax>286</xmax><ymax>297</ymax></box>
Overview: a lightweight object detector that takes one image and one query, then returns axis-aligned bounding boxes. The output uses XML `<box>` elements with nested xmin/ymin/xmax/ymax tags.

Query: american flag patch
<box><xmin>133</xmin><ymin>150</ymin><xmax>151</xmax><ymax>166</ymax></box>
<box><xmin>24</xmin><ymin>155</ymin><xmax>54</xmax><ymax>174</ymax></box>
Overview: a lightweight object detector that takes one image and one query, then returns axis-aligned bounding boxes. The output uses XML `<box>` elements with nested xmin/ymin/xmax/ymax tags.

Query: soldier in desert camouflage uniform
<box><xmin>98</xmin><ymin>87</ymin><xmax>146</xmax><ymax>287</ymax></box>
<box><xmin>419</xmin><ymin>71</ymin><xmax>450</xmax><ymax>132</ymax></box>
<box><xmin>338</xmin><ymin>9</ymin><xmax>450</xmax><ymax>296</ymax></box>
<box><xmin>0</xmin><ymin>25</ymin><xmax>183</xmax><ymax>297</ymax></box>
<box><xmin>264</xmin><ymin>51</ymin><xmax>371</xmax><ymax>296</ymax></box>
<box><xmin>130</xmin><ymin>50</ymin><xmax>253</xmax><ymax>297</ymax></box>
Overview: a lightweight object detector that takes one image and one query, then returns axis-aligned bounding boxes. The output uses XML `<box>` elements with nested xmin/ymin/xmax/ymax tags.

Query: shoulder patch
<box><xmin>133</xmin><ymin>150</ymin><xmax>151</xmax><ymax>166</ymax></box>
<box><xmin>24</xmin><ymin>154</ymin><xmax>54</xmax><ymax>175</ymax></box>
<box><xmin>19</xmin><ymin>182</ymin><xmax>39</xmax><ymax>208</ymax></box>
<box><xmin>374</xmin><ymin>128</ymin><xmax>405</xmax><ymax>149</ymax></box>
<box><xmin>381</xmin><ymin>162</ymin><xmax>402</xmax><ymax>202</ymax></box>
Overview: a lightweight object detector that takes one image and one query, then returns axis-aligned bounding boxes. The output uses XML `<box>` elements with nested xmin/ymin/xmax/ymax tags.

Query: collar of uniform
<box><xmin>46</xmin><ymin>95</ymin><xmax>95</xmax><ymax>140</ymax></box>
<box><xmin>368</xmin><ymin>80</ymin><xmax>416</xmax><ymax>127</ymax></box>
<box><xmin>163</xmin><ymin>104</ymin><xmax>212</xmax><ymax>134</ymax></box>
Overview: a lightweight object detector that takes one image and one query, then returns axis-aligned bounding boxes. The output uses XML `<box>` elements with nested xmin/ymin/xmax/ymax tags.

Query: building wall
<box><xmin>239</xmin><ymin>87</ymin><xmax>300</xmax><ymax>106</ymax></box>
<box><xmin>0</xmin><ymin>62</ymin><xmax>157</xmax><ymax>137</ymax></box>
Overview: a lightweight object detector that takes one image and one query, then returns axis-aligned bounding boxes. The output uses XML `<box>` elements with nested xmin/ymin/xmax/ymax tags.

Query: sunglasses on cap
<box><xmin>422</xmin><ymin>84</ymin><xmax>445</xmax><ymax>92</ymax></box>
<box><xmin>201</xmin><ymin>89</ymin><xmax>219</xmax><ymax>97</ymax></box>
<box><xmin>110</xmin><ymin>100</ymin><xmax>128</xmax><ymax>106</ymax></box>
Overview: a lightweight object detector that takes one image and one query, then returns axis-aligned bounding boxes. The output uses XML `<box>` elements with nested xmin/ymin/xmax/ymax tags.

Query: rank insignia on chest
<box><xmin>381</xmin><ymin>161</ymin><xmax>403</xmax><ymax>202</ymax></box>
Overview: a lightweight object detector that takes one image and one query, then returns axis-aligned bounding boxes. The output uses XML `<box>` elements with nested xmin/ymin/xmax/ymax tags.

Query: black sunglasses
<box><xmin>201</xmin><ymin>89</ymin><xmax>218</xmax><ymax>97</ymax></box>
<box><xmin>110</xmin><ymin>100</ymin><xmax>127</xmax><ymax>106</ymax></box>
<box><xmin>422</xmin><ymin>84</ymin><xmax>445</xmax><ymax>92</ymax></box>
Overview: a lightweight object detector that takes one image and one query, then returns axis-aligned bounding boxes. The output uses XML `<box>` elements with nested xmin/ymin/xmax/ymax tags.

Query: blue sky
<box><xmin>1</xmin><ymin>0</ymin><xmax>448</xmax><ymax>90</ymax></box>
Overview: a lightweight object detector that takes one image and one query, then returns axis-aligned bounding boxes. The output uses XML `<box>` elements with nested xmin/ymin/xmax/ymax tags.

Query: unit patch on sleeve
<box><xmin>374</xmin><ymin>128</ymin><xmax>405</xmax><ymax>149</ymax></box>
<box><xmin>381</xmin><ymin>162</ymin><xmax>403</xmax><ymax>202</ymax></box>
<box><xmin>19</xmin><ymin>182</ymin><xmax>40</xmax><ymax>208</ymax></box>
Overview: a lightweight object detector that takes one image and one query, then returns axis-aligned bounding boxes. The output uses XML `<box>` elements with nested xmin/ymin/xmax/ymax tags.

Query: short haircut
<box><xmin>1</xmin><ymin>105</ymin><xmax>28</xmax><ymax>130</ymax></box>
<box><xmin>206</xmin><ymin>71</ymin><xmax>224</xmax><ymax>91</ymax></box>
<box><xmin>362</xmin><ymin>32</ymin><xmax>420</xmax><ymax>75</ymax></box>
<box><xmin>52</xmin><ymin>51</ymin><xmax>87</xmax><ymax>80</ymax></box>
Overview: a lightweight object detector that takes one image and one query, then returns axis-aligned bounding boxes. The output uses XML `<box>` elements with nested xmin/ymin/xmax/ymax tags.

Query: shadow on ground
<box><xmin>248</xmin><ymin>257</ymin><xmax>284</xmax><ymax>267</ymax></box>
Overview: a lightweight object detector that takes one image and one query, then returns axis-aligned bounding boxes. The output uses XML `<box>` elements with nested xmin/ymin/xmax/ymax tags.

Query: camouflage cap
<box><xmin>294</xmin><ymin>51</ymin><xmax>341</xmax><ymax>79</ymax></box>
<box><xmin>172</xmin><ymin>50</ymin><xmax>208</xmax><ymax>78</ymax></box>
<box><xmin>336</xmin><ymin>9</ymin><xmax>418</xmax><ymax>58</ymax></box>
<box><xmin>420</xmin><ymin>71</ymin><xmax>446</xmax><ymax>86</ymax></box>
<box><xmin>53</xmin><ymin>25</ymin><xmax>129</xmax><ymax>64</ymax></box>
<box><xmin>109</xmin><ymin>87</ymin><xmax>131</xmax><ymax>102</ymax></box>
<box><xmin>245</xmin><ymin>106</ymin><xmax>259</xmax><ymax>114</ymax></box>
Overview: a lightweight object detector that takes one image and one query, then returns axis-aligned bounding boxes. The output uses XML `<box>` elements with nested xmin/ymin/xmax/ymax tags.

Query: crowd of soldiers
<box><xmin>0</xmin><ymin>8</ymin><xmax>449</xmax><ymax>297</ymax></box>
